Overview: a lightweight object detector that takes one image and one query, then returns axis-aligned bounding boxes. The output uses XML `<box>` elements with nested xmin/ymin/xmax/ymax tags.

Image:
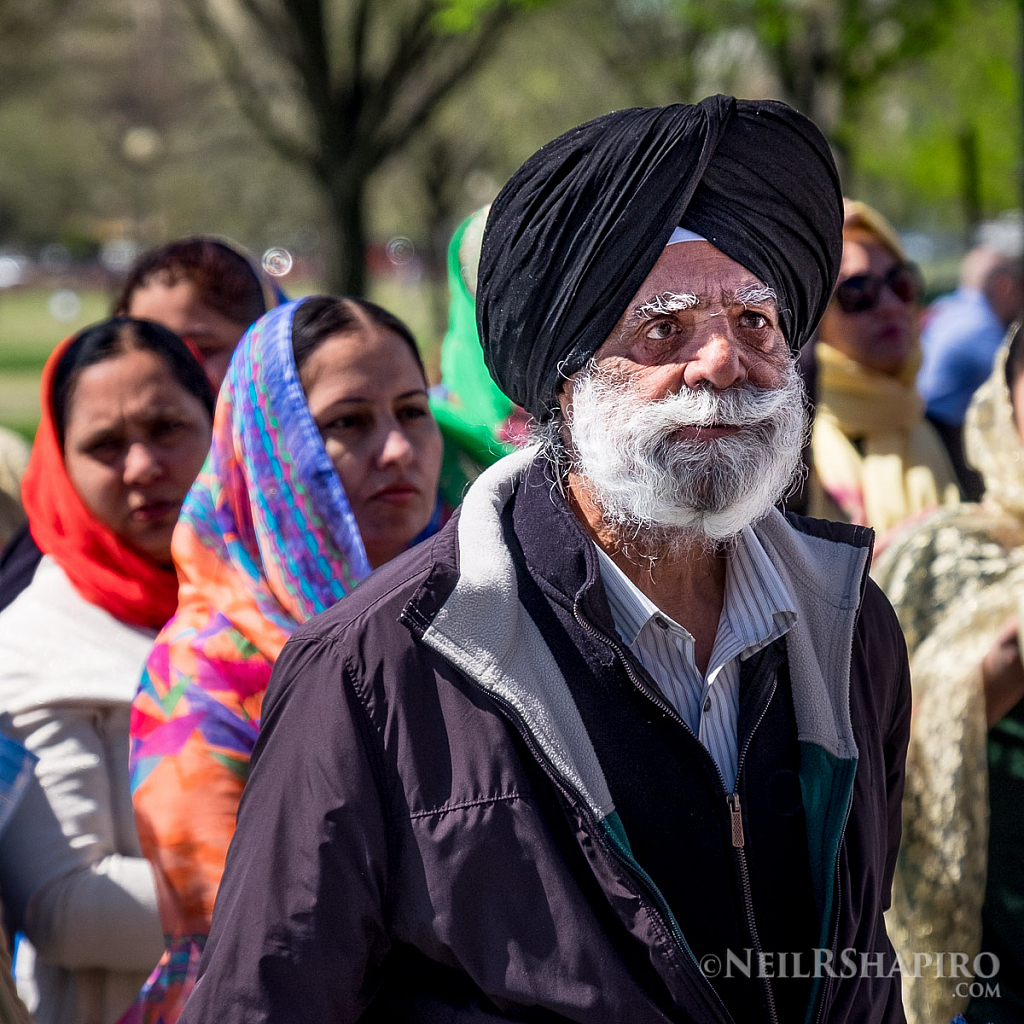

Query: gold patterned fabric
<box><xmin>873</xmin><ymin>341</ymin><xmax>1021</xmax><ymax>1024</ymax></box>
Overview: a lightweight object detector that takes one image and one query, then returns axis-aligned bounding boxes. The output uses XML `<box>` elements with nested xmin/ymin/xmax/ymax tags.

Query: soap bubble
<box><xmin>386</xmin><ymin>237</ymin><xmax>415</xmax><ymax>266</ymax></box>
<box><xmin>49</xmin><ymin>289</ymin><xmax>82</xmax><ymax>322</ymax></box>
<box><xmin>261</xmin><ymin>247</ymin><xmax>294</xmax><ymax>277</ymax></box>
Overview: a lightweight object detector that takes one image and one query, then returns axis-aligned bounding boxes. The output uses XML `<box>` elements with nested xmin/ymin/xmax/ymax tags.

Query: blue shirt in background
<box><xmin>918</xmin><ymin>287</ymin><xmax>1005</xmax><ymax>426</ymax></box>
<box><xmin>0</xmin><ymin>734</ymin><xmax>34</xmax><ymax>837</ymax></box>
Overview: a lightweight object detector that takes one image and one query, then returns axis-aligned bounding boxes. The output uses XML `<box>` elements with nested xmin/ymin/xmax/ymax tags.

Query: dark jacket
<box><xmin>181</xmin><ymin>449</ymin><xmax>911</xmax><ymax>1024</ymax></box>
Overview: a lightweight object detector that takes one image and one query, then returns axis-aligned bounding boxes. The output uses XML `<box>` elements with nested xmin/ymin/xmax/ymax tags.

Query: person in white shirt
<box><xmin>0</xmin><ymin>317</ymin><xmax>213</xmax><ymax>1024</ymax></box>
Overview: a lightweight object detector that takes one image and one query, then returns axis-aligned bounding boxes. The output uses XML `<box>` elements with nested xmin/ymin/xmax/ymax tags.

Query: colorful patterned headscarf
<box><xmin>126</xmin><ymin>300</ymin><xmax>371</xmax><ymax>1024</ymax></box>
<box><xmin>169</xmin><ymin>298</ymin><xmax>370</xmax><ymax>648</ymax></box>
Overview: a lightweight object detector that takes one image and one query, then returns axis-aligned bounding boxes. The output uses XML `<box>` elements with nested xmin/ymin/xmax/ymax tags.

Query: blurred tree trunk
<box><xmin>183</xmin><ymin>0</ymin><xmax>522</xmax><ymax>295</ymax></box>
<box><xmin>322</xmin><ymin>166</ymin><xmax>369</xmax><ymax>296</ymax></box>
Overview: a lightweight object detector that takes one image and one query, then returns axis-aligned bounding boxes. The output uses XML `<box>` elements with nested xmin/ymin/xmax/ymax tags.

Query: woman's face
<box><xmin>128</xmin><ymin>278</ymin><xmax>248</xmax><ymax>392</ymax></box>
<box><xmin>63</xmin><ymin>348</ymin><xmax>212</xmax><ymax>563</ymax></box>
<box><xmin>300</xmin><ymin>327</ymin><xmax>443</xmax><ymax>569</ymax></box>
<box><xmin>818</xmin><ymin>234</ymin><xmax>920</xmax><ymax>376</ymax></box>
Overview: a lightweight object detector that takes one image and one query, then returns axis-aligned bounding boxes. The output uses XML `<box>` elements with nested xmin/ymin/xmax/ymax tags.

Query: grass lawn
<box><xmin>0</xmin><ymin>280</ymin><xmax>444</xmax><ymax>441</ymax></box>
<box><xmin>0</xmin><ymin>287</ymin><xmax>112</xmax><ymax>370</ymax></box>
<box><xmin>0</xmin><ymin>286</ymin><xmax>113</xmax><ymax>438</ymax></box>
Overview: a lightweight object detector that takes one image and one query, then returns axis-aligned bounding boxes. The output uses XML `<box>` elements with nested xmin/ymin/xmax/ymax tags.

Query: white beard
<box><xmin>565</xmin><ymin>361</ymin><xmax>807</xmax><ymax>548</ymax></box>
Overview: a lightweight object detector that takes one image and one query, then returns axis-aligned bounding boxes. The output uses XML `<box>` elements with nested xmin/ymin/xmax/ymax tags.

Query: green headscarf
<box><xmin>435</xmin><ymin>207</ymin><xmax>515</xmax><ymax>436</ymax></box>
<box><xmin>430</xmin><ymin>207</ymin><xmax>515</xmax><ymax>507</ymax></box>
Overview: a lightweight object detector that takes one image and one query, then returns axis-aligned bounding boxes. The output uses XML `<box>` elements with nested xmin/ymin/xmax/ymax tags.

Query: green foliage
<box><xmin>854</xmin><ymin>0</ymin><xmax>1021</xmax><ymax>229</ymax></box>
<box><xmin>434</xmin><ymin>0</ymin><xmax>550</xmax><ymax>33</ymax></box>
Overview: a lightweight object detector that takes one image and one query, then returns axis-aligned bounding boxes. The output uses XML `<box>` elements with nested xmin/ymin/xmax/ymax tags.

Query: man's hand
<box><xmin>980</xmin><ymin>616</ymin><xmax>1024</xmax><ymax>727</ymax></box>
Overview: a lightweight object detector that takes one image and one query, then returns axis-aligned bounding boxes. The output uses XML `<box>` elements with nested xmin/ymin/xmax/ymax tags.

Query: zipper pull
<box><xmin>727</xmin><ymin>792</ymin><xmax>744</xmax><ymax>848</ymax></box>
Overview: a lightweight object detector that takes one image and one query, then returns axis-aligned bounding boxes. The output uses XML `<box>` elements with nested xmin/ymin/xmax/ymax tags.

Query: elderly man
<box><xmin>180</xmin><ymin>98</ymin><xmax>910</xmax><ymax>1024</ymax></box>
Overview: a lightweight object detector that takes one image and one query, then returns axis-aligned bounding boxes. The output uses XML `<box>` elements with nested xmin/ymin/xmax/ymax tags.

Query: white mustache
<box><xmin>590</xmin><ymin>378</ymin><xmax>797</xmax><ymax>432</ymax></box>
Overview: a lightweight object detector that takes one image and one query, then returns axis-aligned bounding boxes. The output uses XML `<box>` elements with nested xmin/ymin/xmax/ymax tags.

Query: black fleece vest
<box><xmin>566</xmin><ymin>635</ymin><xmax>818</xmax><ymax>1024</ymax></box>
<box><xmin>506</xmin><ymin>484</ymin><xmax>820</xmax><ymax>1024</ymax></box>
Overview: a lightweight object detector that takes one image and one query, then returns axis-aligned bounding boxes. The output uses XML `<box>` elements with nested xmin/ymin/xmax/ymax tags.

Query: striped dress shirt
<box><xmin>595</xmin><ymin>528</ymin><xmax>796</xmax><ymax>792</ymax></box>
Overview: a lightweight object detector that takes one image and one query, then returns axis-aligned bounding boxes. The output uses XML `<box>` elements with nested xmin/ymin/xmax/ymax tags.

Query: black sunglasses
<box><xmin>834</xmin><ymin>261</ymin><xmax>923</xmax><ymax>314</ymax></box>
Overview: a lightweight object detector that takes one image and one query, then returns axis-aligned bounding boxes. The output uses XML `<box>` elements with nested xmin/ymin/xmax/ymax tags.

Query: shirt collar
<box><xmin>595</xmin><ymin>526</ymin><xmax>797</xmax><ymax>656</ymax></box>
<box><xmin>723</xmin><ymin>525</ymin><xmax>797</xmax><ymax>657</ymax></box>
<box><xmin>595</xmin><ymin>545</ymin><xmax>665</xmax><ymax>647</ymax></box>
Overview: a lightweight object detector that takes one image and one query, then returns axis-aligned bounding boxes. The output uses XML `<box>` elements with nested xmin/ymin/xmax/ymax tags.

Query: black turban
<box><xmin>476</xmin><ymin>95</ymin><xmax>843</xmax><ymax>418</ymax></box>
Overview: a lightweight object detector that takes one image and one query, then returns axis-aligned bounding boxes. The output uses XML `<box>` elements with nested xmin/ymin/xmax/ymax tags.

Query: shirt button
<box><xmin>654</xmin><ymin>616</ymin><xmax>669</xmax><ymax>630</ymax></box>
<box><xmin>703</xmin><ymin>696</ymin><xmax>711</xmax><ymax>713</ymax></box>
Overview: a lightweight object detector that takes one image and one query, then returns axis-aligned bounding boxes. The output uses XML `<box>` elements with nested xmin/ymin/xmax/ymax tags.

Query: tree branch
<box><xmin>354</xmin><ymin>2</ymin><xmax>438</xmax><ymax>138</ymax></box>
<box><xmin>278</xmin><ymin>0</ymin><xmax>332</xmax><ymax>108</ymax></box>
<box><xmin>183</xmin><ymin>0</ymin><xmax>316</xmax><ymax>168</ymax></box>
<box><xmin>350</xmin><ymin>0</ymin><xmax>374</xmax><ymax>98</ymax></box>
<box><xmin>236</xmin><ymin>0</ymin><xmax>310</xmax><ymax>82</ymax></box>
<box><xmin>235</xmin><ymin>0</ymin><xmax>295</xmax><ymax>45</ymax></box>
<box><xmin>372</xmin><ymin>3</ymin><xmax>513</xmax><ymax>163</ymax></box>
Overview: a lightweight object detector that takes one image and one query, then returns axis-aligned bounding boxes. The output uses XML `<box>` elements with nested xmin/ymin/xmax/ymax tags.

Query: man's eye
<box><xmin>739</xmin><ymin>311</ymin><xmax>769</xmax><ymax>329</ymax></box>
<box><xmin>644</xmin><ymin>320</ymin><xmax>676</xmax><ymax>341</ymax></box>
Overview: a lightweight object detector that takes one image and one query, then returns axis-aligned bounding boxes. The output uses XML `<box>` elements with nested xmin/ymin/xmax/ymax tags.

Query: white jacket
<box><xmin>0</xmin><ymin>556</ymin><xmax>164</xmax><ymax>1024</ymax></box>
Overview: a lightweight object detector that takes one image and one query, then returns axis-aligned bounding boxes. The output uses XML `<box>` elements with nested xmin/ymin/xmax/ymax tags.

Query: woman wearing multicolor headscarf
<box><xmin>808</xmin><ymin>199</ymin><xmax>960</xmax><ymax>538</ymax></box>
<box><xmin>127</xmin><ymin>297</ymin><xmax>443</xmax><ymax>1024</ymax></box>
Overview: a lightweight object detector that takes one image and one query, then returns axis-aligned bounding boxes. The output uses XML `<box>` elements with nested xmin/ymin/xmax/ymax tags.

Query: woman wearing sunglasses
<box><xmin>807</xmin><ymin>199</ymin><xmax>960</xmax><ymax>537</ymax></box>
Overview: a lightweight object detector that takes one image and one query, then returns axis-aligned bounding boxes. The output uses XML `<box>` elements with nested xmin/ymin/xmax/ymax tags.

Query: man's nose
<box><xmin>123</xmin><ymin>442</ymin><xmax>163</xmax><ymax>485</ymax></box>
<box><xmin>680</xmin><ymin>323</ymin><xmax>746</xmax><ymax>391</ymax></box>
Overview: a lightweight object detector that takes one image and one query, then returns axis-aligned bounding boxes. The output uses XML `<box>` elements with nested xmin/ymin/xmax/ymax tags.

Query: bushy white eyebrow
<box><xmin>623</xmin><ymin>291</ymin><xmax>698</xmax><ymax>330</ymax></box>
<box><xmin>733</xmin><ymin>283</ymin><xmax>778</xmax><ymax>308</ymax></box>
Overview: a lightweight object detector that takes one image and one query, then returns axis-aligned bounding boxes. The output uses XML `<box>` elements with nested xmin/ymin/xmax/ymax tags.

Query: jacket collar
<box><xmin>508</xmin><ymin>455</ymin><xmax>618</xmax><ymax>636</ymax></box>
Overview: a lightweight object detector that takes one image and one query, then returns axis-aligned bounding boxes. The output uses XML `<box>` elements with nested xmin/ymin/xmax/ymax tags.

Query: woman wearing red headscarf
<box><xmin>0</xmin><ymin>318</ymin><xmax>214</xmax><ymax>1024</ymax></box>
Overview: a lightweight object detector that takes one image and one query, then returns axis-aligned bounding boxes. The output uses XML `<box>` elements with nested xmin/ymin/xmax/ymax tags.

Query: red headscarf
<box><xmin>20</xmin><ymin>337</ymin><xmax>181</xmax><ymax>630</ymax></box>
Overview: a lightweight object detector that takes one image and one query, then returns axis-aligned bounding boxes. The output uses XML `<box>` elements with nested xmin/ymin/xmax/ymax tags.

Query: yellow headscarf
<box><xmin>810</xmin><ymin>200</ymin><xmax>959</xmax><ymax>536</ymax></box>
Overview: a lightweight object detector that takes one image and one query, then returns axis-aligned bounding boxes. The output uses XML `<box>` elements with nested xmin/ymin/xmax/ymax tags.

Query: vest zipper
<box><xmin>729</xmin><ymin>676</ymin><xmax>780</xmax><ymax>1024</ymax></box>
<box><xmin>471</xmin><ymin>681</ymin><xmax>736</xmax><ymax>1024</ymax></box>
<box><xmin>576</xmin><ymin>603</ymin><xmax>783</xmax><ymax>1024</ymax></box>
